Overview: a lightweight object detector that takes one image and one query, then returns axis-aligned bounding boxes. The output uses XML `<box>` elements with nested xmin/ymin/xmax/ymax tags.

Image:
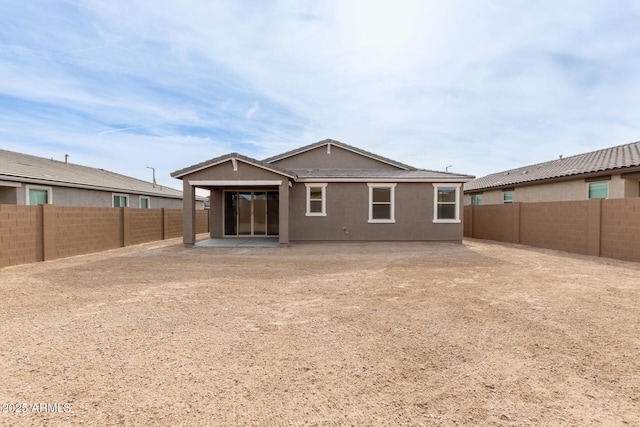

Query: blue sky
<box><xmin>1</xmin><ymin>0</ymin><xmax>640</xmax><ymax>190</ymax></box>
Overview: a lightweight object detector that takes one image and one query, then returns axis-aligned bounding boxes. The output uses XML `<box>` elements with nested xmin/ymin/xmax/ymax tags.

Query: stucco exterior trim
<box><xmin>189</xmin><ymin>180</ymin><xmax>283</xmax><ymax>186</ymax></box>
<box><xmin>172</xmin><ymin>157</ymin><xmax>296</xmax><ymax>180</ymax></box>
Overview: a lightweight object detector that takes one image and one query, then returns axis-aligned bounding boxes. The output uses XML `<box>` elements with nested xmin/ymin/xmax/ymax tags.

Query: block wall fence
<box><xmin>464</xmin><ymin>198</ymin><xmax>640</xmax><ymax>263</ymax></box>
<box><xmin>0</xmin><ymin>205</ymin><xmax>209</xmax><ymax>269</ymax></box>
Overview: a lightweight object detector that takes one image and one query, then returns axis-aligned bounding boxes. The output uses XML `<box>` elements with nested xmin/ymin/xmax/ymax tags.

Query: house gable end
<box><xmin>179</xmin><ymin>158</ymin><xmax>290</xmax><ymax>183</ymax></box>
<box><xmin>267</xmin><ymin>141</ymin><xmax>409</xmax><ymax>170</ymax></box>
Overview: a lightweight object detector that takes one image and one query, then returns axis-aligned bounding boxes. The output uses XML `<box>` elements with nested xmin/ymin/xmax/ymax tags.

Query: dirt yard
<box><xmin>1</xmin><ymin>238</ymin><xmax>639</xmax><ymax>426</ymax></box>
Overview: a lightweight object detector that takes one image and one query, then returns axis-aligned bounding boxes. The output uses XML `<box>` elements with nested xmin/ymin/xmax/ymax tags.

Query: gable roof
<box><xmin>262</xmin><ymin>139</ymin><xmax>416</xmax><ymax>171</ymax></box>
<box><xmin>170</xmin><ymin>152</ymin><xmax>297</xmax><ymax>179</ymax></box>
<box><xmin>465</xmin><ymin>141</ymin><xmax>640</xmax><ymax>192</ymax></box>
<box><xmin>0</xmin><ymin>148</ymin><xmax>184</xmax><ymax>199</ymax></box>
<box><xmin>171</xmin><ymin>140</ymin><xmax>474</xmax><ymax>183</ymax></box>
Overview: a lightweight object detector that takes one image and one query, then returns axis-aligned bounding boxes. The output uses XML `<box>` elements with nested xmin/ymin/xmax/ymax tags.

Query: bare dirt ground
<box><xmin>1</xmin><ymin>237</ymin><xmax>639</xmax><ymax>426</ymax></box>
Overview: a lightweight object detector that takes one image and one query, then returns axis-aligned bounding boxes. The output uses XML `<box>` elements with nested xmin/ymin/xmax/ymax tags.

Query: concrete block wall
<box><xmin>520</xmin><ymin>201</ymin><xmax>589</xmax><ymax>255</ymax></box>
<box><xmin>46</xmin><ymin>206</ymin><xmax>122</xmax><ymax>260</ymax></box>
<box><xmin>601</xmin><ymin>199</ymin><xmax>640</xmax><ymax>262</ymax></box>
<box><xmin>0</xmin><ymin>205</ymin><xmax>42</xmax><ymax>268</ymax></box>
<box><xmin>130</xmin><ymin>209</ymin><xmax>164</xmax><ymax>246</ymax></box>
<box><xmin>0</xmin><ymin>204</ymin><xmax>210</xmax><ymax>269</ymax></box>
<box><xmin>164</xmin><ymin>209</ymin><xmax>183</xmax><ymax>239</ymax></box>
<box><xmin>470</xmin><ymin>204</ymin><xmax>518</xmax><ymax>243</ymax></box>
<box><xmin>195</xmin><ymin>210</ymin><xmax>209</xmax><ymax>234</ymax></box>
<box><xmin>465</xmin><ymin>199</ymin><xmax>640</xmax><ymax>263</ymax></box>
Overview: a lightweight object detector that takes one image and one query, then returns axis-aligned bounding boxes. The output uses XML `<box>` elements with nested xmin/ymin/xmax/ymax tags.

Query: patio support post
<box><xmin>210</xmin><ymin>190</ymin><xmax>223</xmax><ymax>238</ymax></box>
<box><xmin>279</xmin><ymin>180</ymin><xmax>289</xmax><ymax>246</ymax></box>
<box><xmin>183</xmin><ymin>180</ymin><xmax>196</xmax><ymax>247</ymax></box>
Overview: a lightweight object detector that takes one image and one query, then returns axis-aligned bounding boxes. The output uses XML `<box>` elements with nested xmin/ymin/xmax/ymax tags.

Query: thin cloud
<box><xmin>0</xmin><ymin>0</ymin><xmax>639</xmax><ymax>183</ymax></box>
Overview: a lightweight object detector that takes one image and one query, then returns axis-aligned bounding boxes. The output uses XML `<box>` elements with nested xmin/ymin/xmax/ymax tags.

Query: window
<box><xmin>112</xmin><ymin>194</ymin><xmax>129</xmax><ymax>207</ymax></box>
<box><xmin>26</xmin><ymin>185</ymin><xmax>52</xmax><ymax>205</ymax></box>
<box><xmin>503</xmin><ymin>191</ymin><xmax>514</xmax><ymax>203</ymax></box>
<box><xmin>471</xmin><ymin>194</ymin><xmax>483</xmax><ymax>205</ymax></box>
<box><xmin>368</xmin><ymin>183</ymin><xmax>396</xmax><ymax>223</ymax></box>
<box><xmin>139</xmin><ymin>196</ymin><xmax>150</xmax><ymax>209</ymax></box>
<box><xmin>305</xmin><ymin>183</ymin><xmax>327</xmax><ymax>216</ymax></box>
<box><xmin>589</xmin><ymin>181</ymin><xmax>608</xmax><ymax>199</ymax></box>
<box><xmin>433</xmin><ymin>183</ymin><xmax>461</xmax><ymax>223</ymax></box>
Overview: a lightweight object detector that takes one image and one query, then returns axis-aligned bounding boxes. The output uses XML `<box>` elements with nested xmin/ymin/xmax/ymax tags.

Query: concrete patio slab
<box><xmin>195</xmin><ymin>237</ymin><xmax>280</xmax><ymax>248</ymax></box>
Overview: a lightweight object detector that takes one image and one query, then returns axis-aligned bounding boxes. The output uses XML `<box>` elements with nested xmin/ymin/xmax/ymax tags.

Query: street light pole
<box><xmin>146</xmin><ymin>166</ymin><xmax>156</xmax><ymax>186</ymax></box>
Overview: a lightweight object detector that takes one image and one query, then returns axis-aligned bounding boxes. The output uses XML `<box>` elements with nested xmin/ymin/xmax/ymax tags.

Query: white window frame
<box><xmin>25</xmin><ymin>185</ymin><xmax>52</xmax><ymax>205</ymax></box>
<box><xmin>433</xmin><ymin>183</ymin><xmax>461</xmax><ymax>223</ymax></box>
<box><xmin>368</xmin><ymin>183</ymin><xmax>396</xmax><ymax>223</ymax></box>
<box><xmin>139</xmin><ymin>196</ymin><xmax>151</xmax><ymax>209</ymax></box>
<box><xmin>503</xmin><ymin>191</ymin><xmax>514</xmax><ymax>204</ymax></box>
<box><xmin>305</xmin><ymin>183</ymin><xmax>327</xmax><ymax>216</ymax></box>
<box><xmin>112</xmin><ymin>193</ymin><xmax>129</xmax><ymax>208</ymax></box>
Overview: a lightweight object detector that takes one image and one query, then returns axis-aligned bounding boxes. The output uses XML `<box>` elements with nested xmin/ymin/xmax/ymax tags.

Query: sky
<box><xmin>1</xmin><ymin>0</ymin><xmax>640</xmax><ymax>191</ymax></box>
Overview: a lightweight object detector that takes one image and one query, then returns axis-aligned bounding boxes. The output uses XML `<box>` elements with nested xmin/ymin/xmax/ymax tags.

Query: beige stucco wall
<box><xmin>465</xmin><ymin>174</ymin><xmax>639</xmax><ymax>205</ymax></box>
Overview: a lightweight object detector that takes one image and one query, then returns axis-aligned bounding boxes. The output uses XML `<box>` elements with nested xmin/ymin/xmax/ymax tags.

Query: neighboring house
<box><xmin>0</xmin><ymin>148</ymin><xmax>204</xmax><ymax>209</ymax></box>
<box><xmin>171</xmin><ymin>139</ymin><xmax>474</xmax><ymax>246</ymax></box>
<box><xmin>464</xmin><ymin>141</ymin><xmax>640</xmax><ymax>205</ymax></box>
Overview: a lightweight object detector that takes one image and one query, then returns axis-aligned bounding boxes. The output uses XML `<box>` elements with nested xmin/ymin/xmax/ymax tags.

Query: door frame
<box><xmin>222</xmin><ymin>190</ymin><xmax>279</xmax><ymax>237</ymax></box>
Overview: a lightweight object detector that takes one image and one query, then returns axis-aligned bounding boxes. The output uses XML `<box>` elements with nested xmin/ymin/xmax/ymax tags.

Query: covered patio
<box><xmin>171</xmin><ymin>153</ymin><xmax>293</xmax><ymax>247</ymax></box>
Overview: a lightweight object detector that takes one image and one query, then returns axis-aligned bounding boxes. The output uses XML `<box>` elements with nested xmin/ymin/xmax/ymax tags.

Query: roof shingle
<box><xmin>0</xmin><ymin>149</ymin><xmax>184</xmax><ymax>198</ymax></box>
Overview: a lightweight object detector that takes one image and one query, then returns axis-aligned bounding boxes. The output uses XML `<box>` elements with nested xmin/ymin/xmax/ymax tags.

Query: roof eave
<box><xmin>299</xmin><ymin>177</ymin><xmax>474</xmax><ymax>183</ymax></box>
<box><xmin>464</xmin><ymin>165</ymin><xmax>640</xmax><ymax>193</ymax></box>
<box><xmin>0</xmin><ymin>175</ymin><xmax>184</xmax><ymax>199</ymax></box>
<box><xmin>171</xmin><ymin>155</ymin><xmax>297</xmax><ymax>180</ymax></box>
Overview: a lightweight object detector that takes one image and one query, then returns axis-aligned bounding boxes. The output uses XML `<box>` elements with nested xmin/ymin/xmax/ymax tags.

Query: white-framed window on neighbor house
<box><xmin>368</xmin><ymin>183</ymin><xmax>396</xmax><ymax>223</ymax></box>
<box><xmin>305</xmin><ymin>183</ymin><xmax>327</xmax><ymax>216</ymax></box>
<box><xmin>588</xmin><ymin>181</ymin><xmax>608</xmax><ymax>199</ymax></box>
<box><xmin>112</xmin><ymin>194</ymin><xmax>129</xmax><ymax>207</ymax></box>
<box><xmin>139</xmin><ymin>196</ymin><xmax>150</xmax><ymax>209</ymax></box>
<box><xmin>471</xmin><ymin>194</ymin><xmax>483</xmax><ymax>205</ymax></box>
<box><xmin>433</xmin><ymin>183</ymin><xmax>461</xmax><ymax>223</ymax></box>
<box><xmin>26</xmin><ymin>185</ymin><xmax>52</xmax><ymax>205</ymax></box>
<box><xmin>503</xmin><ymin>190</ymin><xmax>514</xmax><ymax>203</ymax></box>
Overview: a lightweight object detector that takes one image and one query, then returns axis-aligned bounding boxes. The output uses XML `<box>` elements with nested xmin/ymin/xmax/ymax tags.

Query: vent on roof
<box><xmin>521</xmin><ymin>170</ymin><xmax>528</xmax><ymax>175</ymax></box>
<box><xmin>504</xmin><ymin>172</ymin><xmax>510</xmax><ymax>175</ymax></box>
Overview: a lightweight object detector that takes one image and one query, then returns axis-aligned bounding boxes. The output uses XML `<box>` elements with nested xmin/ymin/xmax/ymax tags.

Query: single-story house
<box><xmin>0</xmin><ymin>148</ymin><xmax>205</xmax><ymax>209</ymax></box>
<box><xmin>171</xmin><ymin>139</ymin><xmax>474</xmax><ymax>246</ymax></box>
<box><xmin>464</xmin><ymin>141</ymin><xmax>640</xmax><ymax>205</ymax></box>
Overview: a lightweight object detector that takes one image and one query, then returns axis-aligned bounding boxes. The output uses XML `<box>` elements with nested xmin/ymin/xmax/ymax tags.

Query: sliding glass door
<box><xmin>224</xmin><ymin>191</ymin><xmax>278</xmax><ymax>236</ymax></box>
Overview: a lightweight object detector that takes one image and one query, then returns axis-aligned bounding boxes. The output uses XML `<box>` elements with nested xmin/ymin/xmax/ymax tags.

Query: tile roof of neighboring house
<box><xmin>0</xmin><ymin>148</ymin><xmax>184</xmax><ymax>198</ymax></box>
<box><xmin>262</xmin><ymin>139</ymin><xmax>417</xmax><ymax>170</ymax></box>
<box><xmin>292</xmin><ymin>168</ymin><xmax>473</xmax><ymax>181</ymax></box>
<box><xmin>465</xmin><ymin>141</ymin><xmax>640</xmax><ymax>192</ymax></box>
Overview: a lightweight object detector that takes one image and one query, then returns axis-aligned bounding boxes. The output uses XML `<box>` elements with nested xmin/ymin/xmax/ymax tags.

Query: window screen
<box><xmin>588</xmin><ymin>182</ymin><xmax>608</xmax><ymax>199</ymax></box>
<box><xmin>29</xmin><ymin>189</ymin><xmax>48</xmax><ymax>205</ymax></box>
